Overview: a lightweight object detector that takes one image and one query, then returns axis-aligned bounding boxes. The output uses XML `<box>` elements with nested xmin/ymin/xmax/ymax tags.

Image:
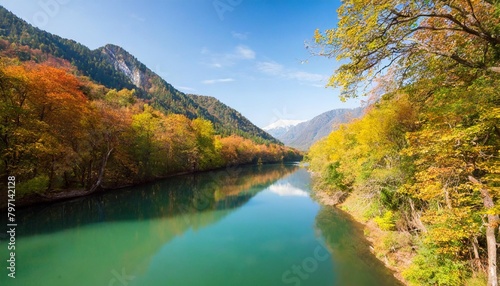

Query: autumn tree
<box><xmin>312</xmin><ymin>1</ymin><xmax>500</xmax><ymax>284</ymax></box>
<box><xmin>191</xmin><ymin>118</ymin><xmax>223</xmax><ymax>170</ymax></box>
<box><xmin>0</xmin><ymin>63</ymin><xmax>88</xmax><ymax>192</ymax></box>
<box><xmin>81</xmin><ymin>100</ymin><xmax>133</xmax><ymax>191</ymax></box>
<box><xmin>313</xmin><ymin>0</ymin><xmax>500</xmax><ymax>99</ymax></box>
<box><xmin>0</xmin><ymin>59</ymin><xmax>302</xmax><ymax>208</ymax></box>
<box><xmin>402</xmin><ymin>76</ymin><xmax>500</xmax><ymax>285</ymax></box>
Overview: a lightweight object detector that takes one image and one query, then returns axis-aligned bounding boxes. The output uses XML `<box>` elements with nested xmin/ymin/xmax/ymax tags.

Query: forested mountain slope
<box><xmin>189</xmin><ymin>94</ymin><xmax>276</xmax><ymax>142</ymax></box>
<box><xmin>0</xmin><ymin>6</ymin><xmax>301</xmax><ymax>209</ymax></box>
<box><xmin>0</xmin><ymin>5</ymin><xmax>278</xmax><ymax>144</ymax></box>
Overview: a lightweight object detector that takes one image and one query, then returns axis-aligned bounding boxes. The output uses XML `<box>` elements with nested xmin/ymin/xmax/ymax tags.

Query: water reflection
<box><xmin>0</xmin><ymin>165</ymin><xmax>404</xmax><ymax>286</ymax></box>
<box><xmin>269</xmin><ymin>182</ymin><xmax>309</xmax><ymax>197</ymax></box>
<box><xmin>13</xmin><ymin>164</ymin><xmax>299</xmax><ymax>237</ymax></box>
<box><xmin>315</xmin><ymin>206</ymin><xmax>404</xmax><ymax>286</ymax></box>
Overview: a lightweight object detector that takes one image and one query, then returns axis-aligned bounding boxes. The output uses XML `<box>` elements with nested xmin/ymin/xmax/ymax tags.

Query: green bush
<box><xmin>464</xmin><ymin>273</ymin><xmax>487</xmax><ymax>286</ymax></box>
<box><xmin>17</xmin><ymin>175</ymin><xmax>49</xmax><ymax>197</ymax></box>
<box><xmin>324</xmin><ymin>162</ymin><xmax>347</xmax><ymax>191</ymax></box>
<box><xmin>374</xmin><ymin>210</ymin><xmax>396</xmax><ymax>231</ymax></box>
<box><xmin>403</xmin><ymin>246</ymin><xmax>466</xmax><ymax>286</ymax></box>
<box><xmin>362</xmin><ymin>199</ymin><xmax>380</xmax><ymax>221</ymax></box>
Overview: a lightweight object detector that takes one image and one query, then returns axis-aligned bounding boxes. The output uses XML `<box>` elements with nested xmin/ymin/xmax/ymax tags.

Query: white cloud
<box><xmin>235</xmin><ymin>45</ymin><xmax>256</xmax><ymax>60</ymax></box>
<box><xmin>232</xmin><ymin>31</ymin><xmax>248</xmax><ymax>40</ymax></box>
<box><xmin>177</xmin><ymin>86</ymin><xmax>197</xmax><ymax>92</ymax></box>
<box><xmin>211</xmin><ymin>62</ymin><xmax>223</xmax><ymax>68</ymax></box>
<box><xmin>310</xmin><ymin>83</ymin><xmax>327</xmax><ymax>88</ymax></box>
<box><xmin>201</xmin><ymin>47</ymin><xmax>210</xmax><ymax>55</ymax></box>
<box><xmin>130</xmin><ymin>14</ymin><xmax>145</xmax><ymax>22</ymax></box>
<box><xmin>288</xmin><ymin>71</ymin><xmax>325</xmax><ymax>82</ymax></box>
<box><xmin>257</xmin><ymin>61</ymin><xmax>284</xmax><ymax>75</ymax></box>
<box><xmin>202</xmin><ymin>45</ymin><xmax>256</xmax><ymax>68</ymax></box>
<box><xmin>201</xmin><ymin>78</ymin><xmax>235</xmax><ymax>84</ymax></box>
<box><xmin>257</xmin><ymin>61</ymin><xmax>327</xmax><ymax>85</ymax></box>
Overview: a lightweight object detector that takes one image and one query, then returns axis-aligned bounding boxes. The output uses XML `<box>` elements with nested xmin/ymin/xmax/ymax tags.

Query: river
<box><xmin>0</xmin><ymin>164</ymin><xmax>402</xmax><ymax>286</ymax></box>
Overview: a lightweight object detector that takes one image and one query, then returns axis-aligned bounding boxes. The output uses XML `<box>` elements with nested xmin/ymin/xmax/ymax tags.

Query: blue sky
<box><xmin>0</xmin><ymin>0</ymin><xmax>362</xmax><ymax>127</ymax></box>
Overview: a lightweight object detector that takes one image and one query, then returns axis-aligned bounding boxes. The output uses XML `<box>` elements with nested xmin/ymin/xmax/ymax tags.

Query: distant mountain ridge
<box><xmin>263</xmin><ymin>119</ymin><xmax>306</xmax><ymax>138</ymax></box>
<box><xmin>274</xmin><ymin>108</ymin><xmax>365</xmax><ymax>150</ymax></box>
<box><xmin>0</xmin><ymin>7</ymin><xmax>135</xmax><ymax>90</ymax></box>
<box><xmin>0</xmin><ymin>5</ymin><xmax>278</xmax><ymax>144</ymax></box>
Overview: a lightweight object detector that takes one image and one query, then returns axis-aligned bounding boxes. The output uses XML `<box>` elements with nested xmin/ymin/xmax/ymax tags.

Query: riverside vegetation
<box><xmin>308</xmin><ymin>0</ymin><xmax>500</xmax><ymax>285</ymax></box>
<box><xmin>0</xmin><ymin>59</ymin><xmax>301</xmax><ymax>206</ymax></box>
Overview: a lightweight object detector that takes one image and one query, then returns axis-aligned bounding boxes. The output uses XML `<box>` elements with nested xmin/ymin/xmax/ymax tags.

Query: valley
<box><xmin>0</xmin><ymin>1</ymin><xmax>499</xmax><ymax>286</ymax></box>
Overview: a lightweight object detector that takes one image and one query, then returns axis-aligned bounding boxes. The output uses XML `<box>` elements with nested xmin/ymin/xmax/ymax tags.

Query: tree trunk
<box><xmin>409</xmin><ymin>198</ymin><xmax>427</xmax><ymax>233</ymax></box>
<box><xmin>471</xmin><ymin>236</ymin><xmax>484</xmax><ymax>272</ymax></box>
<box><xmin>48</xmin><ymin>155</ymin><xmax>55</xmax><ymax>190</ymax></box>
<box><xmin>88</xmin><ymin>148</ymin><xmax>113</xmax><ymax>194</ymax></box>
<box><xmin>469</xmin><ymin>176</ymin><xmax>498</xmax><ymax>286</ymax></box>
<box><xmin>489</xmin><ymin>67</ymin><xmax>500</xmax><ymax>73</ymax></box>
<box><xmin>485</xmin><ymin>219</ymin><xmax>498</xmax><ymax>286</ymax></box>
<box><xmin>87</xmin><ymin>160</ymin><xmax>93</xmax><ymax>189</ymax></box>
<box><xmin>444</xmin><ymin>188</ymin><xmax>452</xmax><ymax>209</ymax></box>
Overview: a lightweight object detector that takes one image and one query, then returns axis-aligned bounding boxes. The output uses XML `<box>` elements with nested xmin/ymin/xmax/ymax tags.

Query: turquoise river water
<box><xmin>0</xmin><ymin>164</ymin><xmax>402</xmax><ymax>286</ymax></box>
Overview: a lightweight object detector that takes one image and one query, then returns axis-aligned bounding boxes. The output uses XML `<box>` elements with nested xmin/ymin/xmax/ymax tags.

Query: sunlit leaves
<box><xmin>0</xmin><ymin>62</ymin><xmax>89</xmax><ymax>190</ymax></box>
<box><xmin>308</xmin><ymin>71</ymin><xmax>498</xmax><ymax>284</ymax></box>
<box><xmin>311</xmin><ymin>0</ymin><xmax>498</xmax><ymax>283</ymax></box>
<box><xmin>313</xmin><ymin>0</ymin><xmax>500</xmax><ymax>99</ymax></box>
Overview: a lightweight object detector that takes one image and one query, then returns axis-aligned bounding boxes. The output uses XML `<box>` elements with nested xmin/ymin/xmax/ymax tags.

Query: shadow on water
<box><xmin>8</xmin><ymin>164</ymin><xmax>299</xmax><ymax>237</ymax></box>
<box><xmin>315</xmin><ymin>206</ymin><xmax>404</xmax><ymax>286</ymax></box>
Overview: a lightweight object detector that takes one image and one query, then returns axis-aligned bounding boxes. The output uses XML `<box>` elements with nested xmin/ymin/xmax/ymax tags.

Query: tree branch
<box><xmin>390</xmin><ymin>9</ymin><xmax>499</xmax><ymax>45</ymax></box>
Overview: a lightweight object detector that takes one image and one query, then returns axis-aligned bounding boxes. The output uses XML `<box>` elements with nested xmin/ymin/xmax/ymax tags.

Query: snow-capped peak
<box><xmin>263</xmin><ymin>119</ymin><xmax>305</xmax><ymax>131</ymax></box>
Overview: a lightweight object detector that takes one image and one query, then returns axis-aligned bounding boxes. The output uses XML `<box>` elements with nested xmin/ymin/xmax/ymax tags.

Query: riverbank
<box><xmin>2</xmin><ymin>161</ymin><xmax>301</xmax><ymax>211</ymax></box>
<box><xmin>313</xmin><ymin>188</ymin><xmax>413</xmax><ymax>285</ymax></box>
<box><xmin>0</xmin><ymin>169</ymin><xmax>190</xmax><ymax>211</ymax></box>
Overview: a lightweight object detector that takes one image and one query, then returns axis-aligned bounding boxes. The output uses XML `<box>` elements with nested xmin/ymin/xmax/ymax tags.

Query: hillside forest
<box><xmin>0</xmin><ymin>50</ymin><xmax>301</xmax><ymax>204</ymax></box>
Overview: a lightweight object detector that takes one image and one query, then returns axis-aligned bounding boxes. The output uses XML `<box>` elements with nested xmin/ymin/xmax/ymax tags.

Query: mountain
<box><xmin>99</xmin><ymin>44</ymin><xmax>205</xmax><ymax>119</ymax></box>
<box><xmin>0</xmin><ymin>6</ymin><xmax>279</xmax><ymax>144</ymax></box>
<box><xmin>276</xmin><ymin>108</ymin><xmax>365</xmax><ymax>151</ymax></box>
<box><xmin>263</xmin><ymin>119</ymin><xmax>306</xmax><ymax>138</ymax></box>
<box><xmin>0</xmin><ymin>7</ymin><xmax>135</xmax><ymax>91</ymax></box>
<box><xmin>98</xmin><ymin>45</ymin><xmax>276</xmax><ymax>143</ymax></box>
<box><xmin>189</xmin><ymin>94</ymin><xmax>277</xmax><ymax>142</ymax></box>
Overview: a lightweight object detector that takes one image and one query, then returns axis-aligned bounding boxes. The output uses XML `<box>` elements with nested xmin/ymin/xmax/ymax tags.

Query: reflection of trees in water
<box><xmin>314</xmin><ymin>206</ymin><xmax>403</xmax><ymax>286</ymax></box>
<box><xmin>16</xmin><ymin>164</ymin><xmax>298</xmax><ymax>237</ymax></box>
